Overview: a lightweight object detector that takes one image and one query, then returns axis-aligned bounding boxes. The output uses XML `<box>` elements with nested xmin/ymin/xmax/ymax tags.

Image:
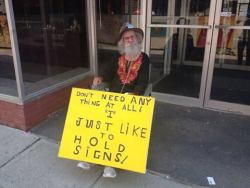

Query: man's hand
<box><xmin>92</xmin><ymin>76</ymin><xmax>103</xmax><ymax>86</ymax></box>
<box><xmin>124</xmin><ymin>92</ymin><xmax>136</xmax><ymax>95</ymax></box>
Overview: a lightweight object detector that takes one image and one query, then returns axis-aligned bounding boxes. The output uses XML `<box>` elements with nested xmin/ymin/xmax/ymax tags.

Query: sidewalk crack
<box><xmin>0</xmin><ymin>138</ymin><xmax>41</xmax><ymax>169</ymax></box>
<box><xmin>89</xmin><ymin>171</ymin><xmax>103</xmax><ymax>188</ymax></box>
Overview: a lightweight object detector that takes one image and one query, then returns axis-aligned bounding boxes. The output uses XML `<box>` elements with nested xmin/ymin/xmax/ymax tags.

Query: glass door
<box><xmin>146</xmin><ymin>0</ymin><xmax>216</xmax><ymax>107</ymax></box>
<box><xmin>205</xmin><ymin>0</ymin><xmax>250</xmax><ymax>115</ymax></box>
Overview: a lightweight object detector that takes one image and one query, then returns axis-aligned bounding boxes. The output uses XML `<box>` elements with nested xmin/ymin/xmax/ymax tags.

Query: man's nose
<box><xmin>127</xmin><ymin>37</ymin><xmax>134</xmax><ymax>43</ymax></box>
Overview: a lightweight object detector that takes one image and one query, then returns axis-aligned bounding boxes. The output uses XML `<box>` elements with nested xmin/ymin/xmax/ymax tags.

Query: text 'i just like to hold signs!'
<box><xmin>58</xmin><ymin>88</ymin><xmax>155</xmax><ymax>173</ymax></box>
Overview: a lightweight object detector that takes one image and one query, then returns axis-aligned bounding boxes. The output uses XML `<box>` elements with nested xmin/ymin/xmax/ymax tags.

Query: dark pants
<box><xmin>238</xmin><ymin>40</ymin><xmax>250</xmax><ymax>66</ymax></box>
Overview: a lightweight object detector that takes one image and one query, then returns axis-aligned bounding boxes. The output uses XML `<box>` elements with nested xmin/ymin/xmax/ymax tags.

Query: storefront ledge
<box><xmin>0</xmin><ymin>77</ymin><xmax>93</xmax><ymax>131</ymax></box>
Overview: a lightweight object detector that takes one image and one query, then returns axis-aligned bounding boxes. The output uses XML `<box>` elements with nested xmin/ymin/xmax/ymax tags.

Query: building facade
<box><xmin>0</xmin><ymin>0</ymin><xmax>250</xmax><ymax>130</ymax></box>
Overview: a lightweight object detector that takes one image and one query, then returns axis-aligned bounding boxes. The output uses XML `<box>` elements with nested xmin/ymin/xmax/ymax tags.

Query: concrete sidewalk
<box><xmin>0</xmin><ymin>125</ymin><xmax>201</xmax><ymax>188</ymax></box>
<box><xmin>29</xmin><ymin>102</ymin><xmax>250</xmax><ymax>188</ymax></box>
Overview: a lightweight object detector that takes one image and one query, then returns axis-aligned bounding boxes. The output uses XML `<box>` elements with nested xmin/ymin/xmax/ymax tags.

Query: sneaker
<box><xmin>103</xmin><ymin>167</ymin><xmax>116</xmax><ymax>178</ymax></box>
<box><xmin>77</xmin><ymin>162</ymin><xmax>91</xmax><ymax>170</ymax></box>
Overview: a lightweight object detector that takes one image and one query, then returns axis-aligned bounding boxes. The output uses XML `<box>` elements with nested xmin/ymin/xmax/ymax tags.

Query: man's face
<box><xmin>123</xmin><ymin>30</ymin><xmax>137</xmax><ymax>47</ymax></box>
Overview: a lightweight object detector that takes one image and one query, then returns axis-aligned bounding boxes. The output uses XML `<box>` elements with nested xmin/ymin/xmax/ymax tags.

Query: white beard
<box><xmin>120</xmin><ymin>42</ymin><xmax>141</xmax><ymax>61</ymax></box>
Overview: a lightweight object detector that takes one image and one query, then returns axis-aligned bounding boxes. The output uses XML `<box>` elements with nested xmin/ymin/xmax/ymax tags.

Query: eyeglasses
<box><xmin>123</xmin><ymin>35</ymin><xmax>136</xmax><ymax>42</ymax></box>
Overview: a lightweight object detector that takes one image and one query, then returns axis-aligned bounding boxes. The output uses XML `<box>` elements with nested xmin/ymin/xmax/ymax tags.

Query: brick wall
<box><xmin>0</xmin><ymin>77</ymin><xmax>92</xmax><ymax>131</ymax></box>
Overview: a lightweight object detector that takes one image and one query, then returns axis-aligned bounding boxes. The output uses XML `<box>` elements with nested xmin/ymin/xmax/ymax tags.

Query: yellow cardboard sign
<box><xmin>58</xmin><ymin>88</ymin><xmax>155</xmax><ymax>173</ymax></box>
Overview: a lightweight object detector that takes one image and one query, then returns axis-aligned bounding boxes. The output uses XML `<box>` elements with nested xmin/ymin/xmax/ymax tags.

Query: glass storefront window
<box><xmin>12</xmin><ymin>0</ymin><xmax>89</xmax><ymax>95</ymax></box>
<box><xmin>0</xmin><ymin>0</ymin><xmax>17</xmax><ymax>96</ymax></box>
<box><xmin>151</xmin><ymin>0</ymin><xmax>211</xmax><ymax>25</ymax></box>
<box><xmin>96</xmin><ymin>0</ymin><xmax>142</xmax><ymax>73</ymax></box>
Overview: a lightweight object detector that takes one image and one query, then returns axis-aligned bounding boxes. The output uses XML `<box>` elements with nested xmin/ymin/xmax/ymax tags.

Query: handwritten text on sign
<box><xmin>58</xmin><ymin>88</ymin><xmax>155</xmax><ymax>173</ymax></box>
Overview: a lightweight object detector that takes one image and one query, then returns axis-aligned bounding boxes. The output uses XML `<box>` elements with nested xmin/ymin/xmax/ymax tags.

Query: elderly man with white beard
<box><xmin>77</xmin><ymin>23</ymin><xmax>150</xmax><ymax>178</ymax></box>
<box><xmin>93</xmin><ymin>23</ymin><xmax>150</xmax><ymax>95</ymax></box>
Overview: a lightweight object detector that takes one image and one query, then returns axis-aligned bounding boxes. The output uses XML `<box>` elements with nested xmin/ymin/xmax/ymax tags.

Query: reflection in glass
<box><xmin>211</xmin><ymin>28</ymin><xmax>250</xmax><ymax>105</ymax></box>
<box><xmin>238</xmin><ymin>28</ymin><xmax>250</xmax><ymax>66</ymax></box>
<box><xmin>151</xmin><ymin>27</ymin><xmax>206</xmax><ymax>98</ymax></box>
<box><xmin>151</xmin><ymin>0</ymin><xmax>210</xmax><ymax>25</ymax></box>
<box><xmin>0</xmin><ymin>2</ymin><xmax>17</xmax><ymax>96</ymax></box>
<box><xmin>13</xmin><ymin>0</ymin><xmax>89</xmax><ymax>95</ymax></box>
<box><xmin>96</xmin><ymin>0</ymin><xmax>141</xmax><ymax>72</ymax></box>
<box><xmin>238</xmin><ymin>4</ymin><xmax>250</xmax><ymax>66</ymax></box>
<box><xmin>220</xmin><ymin>0</ymin><xmax>249</xmax><ymax>26</ymax></box>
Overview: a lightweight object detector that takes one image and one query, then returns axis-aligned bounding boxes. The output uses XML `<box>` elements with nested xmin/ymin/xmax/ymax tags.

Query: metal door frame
<box><xmin>204</xmin><ymin>0</ymin><xmax>250</xmax><ymax>115</ymax></box>
<box><xmin>145</xmin><ymin>0</ymin><xmax>217</xmax><ymax>108</ymax></box>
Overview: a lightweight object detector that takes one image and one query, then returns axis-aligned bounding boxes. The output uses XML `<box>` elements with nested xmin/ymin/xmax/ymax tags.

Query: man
<box><xmin>93</xmin><ymin>22</ymin><xmax>149</xmax><ymax>94</ymax></box>
<box><xmin>77</xmin><ymin>23</ymin><xmax>149</xmax><ymax>178</ymax></box>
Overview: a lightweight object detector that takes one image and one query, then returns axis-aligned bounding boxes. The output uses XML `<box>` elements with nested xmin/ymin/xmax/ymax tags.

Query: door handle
<box><xmin>215</xmin><ymin>25</ymin><xmax>229</xmax><ymax>29</ymax></box>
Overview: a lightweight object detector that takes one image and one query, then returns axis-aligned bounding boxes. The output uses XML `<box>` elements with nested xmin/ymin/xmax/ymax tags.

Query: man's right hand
<box><xmin>92</xmin><ymin>76</ymin><xmax>103</xmax><ymax>86</ymax></box>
